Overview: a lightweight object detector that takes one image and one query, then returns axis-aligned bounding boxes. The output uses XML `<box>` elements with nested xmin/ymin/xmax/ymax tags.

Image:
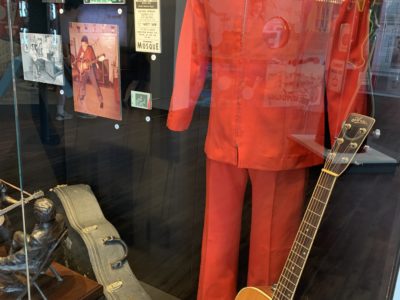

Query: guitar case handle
<box><xmin>103</xmin><ymin>236</ymin><xmax>128</xmax><ymax>270</ymax></box>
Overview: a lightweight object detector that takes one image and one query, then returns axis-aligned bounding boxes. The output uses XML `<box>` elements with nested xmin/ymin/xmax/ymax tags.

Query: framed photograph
<box><xmin>69</xmin><ymin>22</ymin><xmax>121</xmax><ymax>121</ymax></box>
<box><xmin>20</xmin><ymin>33</ymin><xmax>64</xmax><ymax>86</ymax></box>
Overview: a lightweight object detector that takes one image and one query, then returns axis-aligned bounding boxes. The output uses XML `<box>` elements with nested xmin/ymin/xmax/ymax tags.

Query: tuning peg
<box><xmin>350</xmin><ymin>142</ymin><xmax>358</xmax><ymax>149</ymax></box>
<box><xmin>338</xmin><ymin>138</ymin><xmax>344</xmax><ymax>144</ymax></box>
<box><xmin>359</xmin><ymin>128</ymin><xmax>367</xmax><ymax>134</ymax></box>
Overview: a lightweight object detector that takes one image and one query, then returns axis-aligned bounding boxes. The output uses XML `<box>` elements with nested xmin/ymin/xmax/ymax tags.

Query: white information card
<box><xmin>134</xmin><ymin>0</ymin><xmax>161</xmax><ymax>54</ymax></box>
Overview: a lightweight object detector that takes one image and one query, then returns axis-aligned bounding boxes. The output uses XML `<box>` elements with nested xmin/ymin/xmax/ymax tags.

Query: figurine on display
<box><xmin>0</xmin><ymin>198</ymin><xmax>65</xmax><ymax>293</ymax></box>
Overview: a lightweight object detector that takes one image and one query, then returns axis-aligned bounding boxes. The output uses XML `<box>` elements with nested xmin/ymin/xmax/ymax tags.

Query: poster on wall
<box><xmin>20</xmin><ymin>33</ymin><xmax>64</xmax><ymax>86</ymax></box>
<box><xmin>134</xmin><ymin>0</ymin><xmax>161</xmax><ymax>53</ymax></box>
<box><xmin>69</xmin><ymin>22</ymin><xmax>121</xmax><ymax>121</ymax></box>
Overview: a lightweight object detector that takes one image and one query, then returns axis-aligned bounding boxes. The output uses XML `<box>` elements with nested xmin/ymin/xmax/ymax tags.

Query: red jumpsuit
<box><xmin>167</xmin><ymin>0</ymin><xmax>370</xmax><ymax>299</ymax></box>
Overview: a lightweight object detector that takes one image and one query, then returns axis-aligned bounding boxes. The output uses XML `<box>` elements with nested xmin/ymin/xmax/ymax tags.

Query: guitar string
<box><xmin>267</xmin><ymin>2</ymin><xmax>363</xmax><ymax>297</ymax></box>
<box><xmin>278</xmin><ymin>1</ymin><xmax>372</xmax><ymax>294</ymax></box>
<box><xmin>274</xmin><ymin>122</ymin><xmax>371</xmax><ymax>300</ymax></box>
<box><xmin>275</xmin><ymin>1</ymin><xmax>363</xmax><ymax>295</ymax></box>
<box><xmin>273</xmin><ymin>160</ymin><xmax>342</xmax><ymax>300</ymax></box>
<box><xmin>273</xmin><ymin>123</ymin><xmax>353</xmax><ymax>300</ymax></box>
<box><xmin>277</xmin><ymin>134</ymin><xmax>354</xmax><ymax>300</ymax></box>
<box><xmin>272</xmin><ymin>168</ymin><xmax>339</xmax><ymax>300</ymax></box>
<box><xmin>273</xmin><ymin>171</ymin><xmax>336</xmax><ymax>299</ymax></box>
<box><xmin>273</xmin><ymin>141</ymin><xmax>347</xmax><ymax>300</ymax></box>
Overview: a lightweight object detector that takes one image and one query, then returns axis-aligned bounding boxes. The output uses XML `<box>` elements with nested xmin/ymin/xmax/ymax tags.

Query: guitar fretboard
<box><xmin>272</xmin><ymin>171</ymin><xmax>337</xmax><ymax>300</ymax></box>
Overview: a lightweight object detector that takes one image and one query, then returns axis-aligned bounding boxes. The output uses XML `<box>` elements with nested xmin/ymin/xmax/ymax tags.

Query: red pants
<box><xmin>197</xmin><ymin>159</ymin><xmax>307</xmax><ymax>300</ymax></box>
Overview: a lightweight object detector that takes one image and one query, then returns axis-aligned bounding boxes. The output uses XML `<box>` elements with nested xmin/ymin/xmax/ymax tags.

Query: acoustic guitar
<box><xmin>236</xmin><ymin>113</ymin><xmax>375</xmax><ymax>300</ymax></box>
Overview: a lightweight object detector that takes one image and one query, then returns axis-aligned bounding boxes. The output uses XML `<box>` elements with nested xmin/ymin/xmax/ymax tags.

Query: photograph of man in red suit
<box><xmin>76</xmin><ymin>35</ymin><xmax>104</xmax><ymax>108</ymax></box>
<box><xmin>69</xmin><ymin>22</ymin><xmax>122</xmax><ymax>121</ymax></box>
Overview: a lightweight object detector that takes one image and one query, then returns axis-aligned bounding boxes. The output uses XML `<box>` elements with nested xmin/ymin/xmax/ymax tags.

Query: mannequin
<box><xmin>168</xmin><ymin>0</ymin><xmax>370</xmax><ymax>299</ymax></box>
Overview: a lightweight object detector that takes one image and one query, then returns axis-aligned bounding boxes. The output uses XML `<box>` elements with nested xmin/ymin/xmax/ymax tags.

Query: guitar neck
<box><xmin>89</xmin><ymin>57</ymin><xmax>100</xmax><ymax>64</ymax></box>
<box><xmin>81</xmin><ymin>59</ymin><xmax>97</xmax><ymax>65</ymax></box>
<box><xmin>86</xmin><ymin>55</ymin><xmax>104</xmax><ymax>64</ymax></box>
<box><xmin>272</xmin><ymin>170</ymin><xmax>338</xmax><ymax>300</ymax></box>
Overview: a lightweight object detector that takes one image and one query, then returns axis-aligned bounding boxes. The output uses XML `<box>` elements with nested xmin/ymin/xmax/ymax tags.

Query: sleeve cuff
<box><xmin>167</xmin><ymin>108</ymin><xmax>195</xmax><ymax>132</ymax></box>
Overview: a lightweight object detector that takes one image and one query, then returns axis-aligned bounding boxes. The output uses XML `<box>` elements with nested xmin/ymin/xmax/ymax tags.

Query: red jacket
<box><xmin>77</xmin><ymin>45</ymin><xmax>97</xmax><ymax>64</ymax></box>
<box><xmin>167</xmin><ymin>0</ymin><xmax>369</xmax><ymax>170</ymax></box>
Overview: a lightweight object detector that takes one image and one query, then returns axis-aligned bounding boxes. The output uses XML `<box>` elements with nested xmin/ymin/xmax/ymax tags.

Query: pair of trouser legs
<box><xmin>197</xmin><ymin>158</ymin><xmax>306</xmax><ymax>300</ymax></box>
<box><xmin>79</xmin><ymin>67</ymin><xmax>103</xmax><ymax>103</ymax></box>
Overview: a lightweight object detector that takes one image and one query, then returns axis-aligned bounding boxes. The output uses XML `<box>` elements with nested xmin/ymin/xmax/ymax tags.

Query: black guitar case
<box><xmin>49</xmin><ymin>184</ymin><xmax>151</xmax><ymax>300</ymax></box>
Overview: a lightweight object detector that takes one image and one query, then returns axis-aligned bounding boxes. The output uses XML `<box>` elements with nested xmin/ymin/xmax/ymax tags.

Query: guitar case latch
<box><xmin>106</xmin><ymin>280</ymin><xmax>123</xmax><ymax>293</ymax></box>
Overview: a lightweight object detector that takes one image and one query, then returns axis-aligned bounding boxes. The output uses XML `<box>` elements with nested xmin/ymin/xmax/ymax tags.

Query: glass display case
<box><xmin>0</xmin><ymin>0</ymin><xmax>400</xmax><ymax>299</ymax></box>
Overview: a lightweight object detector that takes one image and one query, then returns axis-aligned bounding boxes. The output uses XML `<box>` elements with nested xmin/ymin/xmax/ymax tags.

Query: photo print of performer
<box><xmin>76</xmin><ymin>35</ymin><xmax>104</xmax><ymax>109</ymax></box>
<box><xmin>30</xmin><ymin>38</ymin><xmax>45</xmax><ymax>78</ymax></box>
<box><xmin>69</xmin><ymin>22</ymin><xmax>121</xmax><ymax>121</ymax></box>
<box><xmin>20</xmin><ymin>33</ymin><xmax>64</xmax><ymax>86</ymax></box>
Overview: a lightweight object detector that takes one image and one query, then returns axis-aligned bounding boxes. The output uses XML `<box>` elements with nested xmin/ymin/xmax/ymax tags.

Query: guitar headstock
<box><xmin>324</xmin><ymin>113</ymin><xmax>375</xmax><ymax>176</ymax></box>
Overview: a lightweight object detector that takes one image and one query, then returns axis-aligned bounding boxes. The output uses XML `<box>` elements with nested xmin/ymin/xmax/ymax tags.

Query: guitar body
<box><xmin>76</xmin><ymin>59</ymin><xmax>95</xmax><ymax>82</ymax></box>
<box><xmin>77</xmin><ymin>60</ymin><xmax>90</xmax><ymax>75</ymax></box>
<box><xmin>75</xmin><ymin>54</ymin><xmax>105</xmax><ymax>82</ymax></box>
<box><xmin>236</xmin><ymin>286</ymin><xmax>273</xmax><ymax>300</ymax></box>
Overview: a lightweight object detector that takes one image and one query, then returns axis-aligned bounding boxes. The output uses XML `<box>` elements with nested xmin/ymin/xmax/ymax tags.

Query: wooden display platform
<box><xmin>0</xmin><ymin>262</ymin><xmax>103</xmax><ymax>300</ymax></box>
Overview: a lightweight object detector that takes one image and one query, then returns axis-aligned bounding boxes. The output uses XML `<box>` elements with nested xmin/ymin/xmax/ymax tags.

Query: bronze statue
<box><xmin>0</xmin><ymin>198</ymin><xmax>65</xmax><ymax>293</ymax></box>
<box><xmin>0</xmin><ymin>183</ymin><xmax>12</xmax><ymax>249</ymax></box>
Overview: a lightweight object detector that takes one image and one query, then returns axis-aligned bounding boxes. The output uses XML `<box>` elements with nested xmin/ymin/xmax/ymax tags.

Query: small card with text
<box><xmin>131</xmin><ymin>91</ymin><xmax>152</xmax><ymax>110</ymax></box>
